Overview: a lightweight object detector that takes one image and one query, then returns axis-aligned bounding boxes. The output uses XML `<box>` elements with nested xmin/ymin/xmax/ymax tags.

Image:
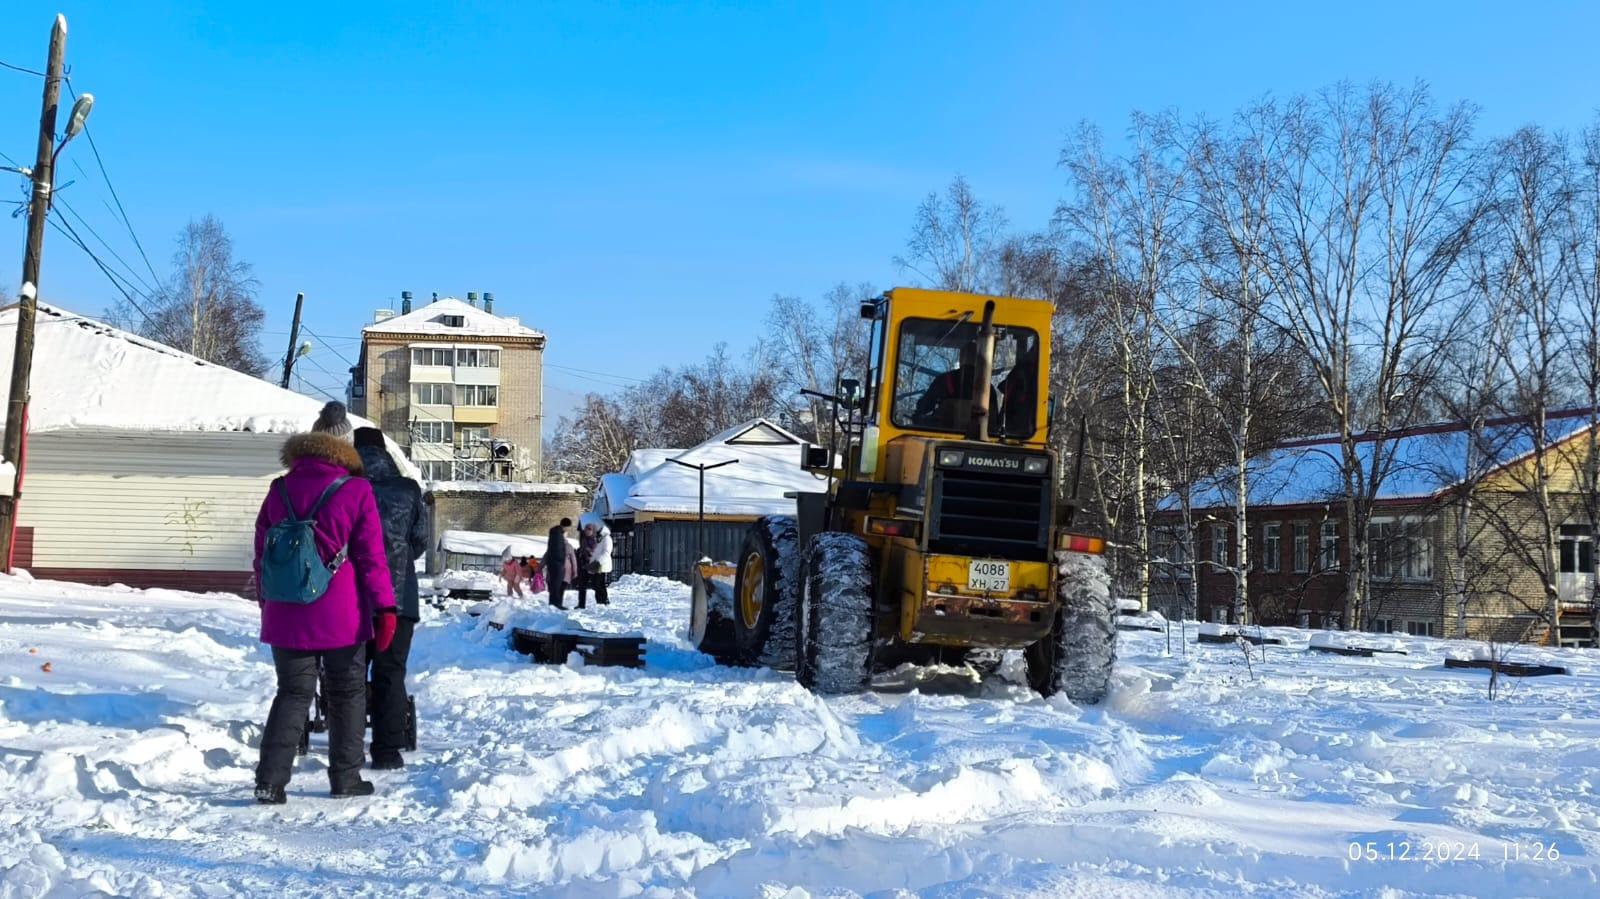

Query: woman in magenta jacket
<box><xmin>252</xmin><ymin>420</ymin><xmax>396</xmax><ymax>804</ymax></box>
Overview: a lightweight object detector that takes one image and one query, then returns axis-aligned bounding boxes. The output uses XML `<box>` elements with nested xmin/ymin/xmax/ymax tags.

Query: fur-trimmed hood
<box><xmin>281</xmin><ymin>432</ymin><xmax>364</xmax><ymax>475</ymax></box>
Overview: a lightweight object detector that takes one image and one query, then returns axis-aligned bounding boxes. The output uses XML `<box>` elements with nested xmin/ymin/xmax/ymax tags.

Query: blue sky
<box><xmin>2</xmin><ymin>1</ymin><xmax>1598</xmax><ymax>425</ymax></box>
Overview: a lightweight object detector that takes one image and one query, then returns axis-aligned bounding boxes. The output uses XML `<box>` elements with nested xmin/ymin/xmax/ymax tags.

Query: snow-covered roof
<box><xmin>428</xmin><ymin>480</ymin><xmax>586</xmax><ymax>495</ymax></box>
<box><xmin>592</xmin><ymin>472</ymin><xmax>638</xmax><ymax>519</ymax></box>
<box><xmin>1172</xmin><ymin>410</ymin><xmax>1598</xmax><ymax>511</ymax></box>
<box><xmin>615</xmin><ymin>419</ymin><xmax>828</xmax><ymax>517</ymax></box>
<box><xmin>363</xmin><ymin>297</ymin><xmax>544</xmax><ymax>339</ymax></box>
<box><xmin>438</xmin><ymin>529</ymin><xmax>548</xmax><ymax>558</ymax></box>
<box><xmin>625</xmin><ymin>448</ymin><xmax>679</xmax><ymax>475</ymax></box>
<box><xmin>0</xmin><ymin>304</ymin><xmax>374</xmax><ymax>437</ymax></box>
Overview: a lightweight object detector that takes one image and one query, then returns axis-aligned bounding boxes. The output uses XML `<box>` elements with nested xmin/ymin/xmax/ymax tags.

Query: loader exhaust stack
<box><xmin>966</xmin><ymin>300</ymin><xmax>997</xmax><ymax>442</ymax></box>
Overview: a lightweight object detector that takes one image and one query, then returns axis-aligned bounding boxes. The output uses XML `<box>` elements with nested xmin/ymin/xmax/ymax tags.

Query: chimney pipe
<box><xmin>431</xmin><ymin>292</ymin><xmax>439</xmax><ymax>303</ymax></box>
<box><xmin>467</xmin><ymin>291</ymin><xmax>478</xmax><ymax>308</ymax></box>
<box><xmin>484</xmin><ymin>291</ymin><xmax>494</xmax><ymax>314</ymax></box>
<box><xmin>400</xmin><ymin>290</ymin><xmax>413</xmax><ymax>315</ymax></box>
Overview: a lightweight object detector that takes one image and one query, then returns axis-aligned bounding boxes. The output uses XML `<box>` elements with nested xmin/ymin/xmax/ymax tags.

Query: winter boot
<box><xmin>370</xmin><ymin>752</ymin><xmax>404</xmax><ymax>771</ymax></box>
<box><xmin>255</xmin><ymin>784</ymin><xmax>287</xmax><ymax>805</ymax></box>
<box><xmin>330</xmin><ymin>779</ymin><xmax>376</xmax><ymax>798</ymax></box>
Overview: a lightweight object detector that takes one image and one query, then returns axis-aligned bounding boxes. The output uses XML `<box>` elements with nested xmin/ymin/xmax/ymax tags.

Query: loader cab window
<box><xmin>891</xmin><ymin>317</ymin><xmax>1040</xmax><ymax>436</ymax></box>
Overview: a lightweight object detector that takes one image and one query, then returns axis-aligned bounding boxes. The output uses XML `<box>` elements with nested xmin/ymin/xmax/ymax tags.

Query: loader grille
<box><xmin>928</xmin><ymin>468</ymin><xmax>1052</xmax><ymax>561</ymax></box>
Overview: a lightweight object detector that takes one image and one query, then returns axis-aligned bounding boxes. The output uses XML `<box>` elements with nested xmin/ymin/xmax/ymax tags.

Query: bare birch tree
<box><xmin>1057</xmin><ymin>114</ymin><xmax>1188</xmax><ymax>611</ymax></box>
<box><xmin>121</xmin><ymin>216</ymin><xmax>268</xmax><ymax>376</ymax></box>
<box><xmin>895</xmin><ymin>175</ymin><xmax>1008</xmax><ymax>293</ymax></box>
<box><xmin>1258</xmin><ymin>83</ymin><xmax>1483</xmax><ymax>629</ymax></box>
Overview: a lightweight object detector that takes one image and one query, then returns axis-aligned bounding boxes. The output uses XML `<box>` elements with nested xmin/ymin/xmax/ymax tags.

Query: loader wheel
<box><xmin>731</xmin><ymin>516</ymin><xmax>800</xmax><ymax>669</ymax></box>
<box><xmin>689</xmin><ymin>565</ymin><xmax>738</xmax><ymax>664</ymax></box>
<box><xmin>1026</xmin><ymin>550</ymin><xmax>1116</xmax><ymax>703</ymax></box>
<box><xmin>796</xmin><ymin>532</ymin><xmax>875</xmax><ymax>695</ymax></box>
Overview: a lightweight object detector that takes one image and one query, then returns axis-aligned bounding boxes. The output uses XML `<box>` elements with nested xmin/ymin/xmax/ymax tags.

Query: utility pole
<box><xmin>668</xmin><ymin>457</ymin><xmax>737</xmax><ymax>562</ymax></box>
<box><xmin>0</xmin><ymin>16</ymin><xmax>68</xmax><ymax>572</ymax></box>
<box><xmin>280</xmin><ymin>291</ymin><xmax>305</xmax><ymax>389</ymax></box>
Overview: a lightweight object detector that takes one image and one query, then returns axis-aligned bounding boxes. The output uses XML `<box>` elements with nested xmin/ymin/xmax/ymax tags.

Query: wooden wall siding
<box><xmin>18</xmin><ymin>431</ymin><xmax>285</xmax><ymax>574</ymax></box>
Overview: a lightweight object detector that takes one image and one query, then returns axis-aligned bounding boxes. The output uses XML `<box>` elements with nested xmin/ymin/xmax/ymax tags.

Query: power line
<box><xmin>65</xmin><ymin>77</ymin><xmax>163</xmax><ymax>289</ymax></box>
<box><xmin>300</xmin><ymin>325</ymin><xmax>357</xmax><ymax>368</ymax></box>
<box><xmin>546</xmin><ymin>361</ymin><xmax>647</xmax><ymax>383</ymax></box>
<box><xmin>44</xmin><ymin>213</ymin><xmax>173</xmax><ymax>344</ymax></box>
<box><xmin>55</xmin><ymin>196</ymin><xmax>160</xmax><ymax>297</ymax></box>
<box><xmin>0</xmin><ymin>59</ymin><xmax>44</xmax><ymax>77</ymax></box>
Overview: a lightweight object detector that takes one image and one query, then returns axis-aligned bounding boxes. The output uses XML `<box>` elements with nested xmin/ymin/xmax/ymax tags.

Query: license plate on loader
<box><xmin>967</xmin><ymin>560</ymin><xmax>1010</xmax><ymax>593</ymax></box>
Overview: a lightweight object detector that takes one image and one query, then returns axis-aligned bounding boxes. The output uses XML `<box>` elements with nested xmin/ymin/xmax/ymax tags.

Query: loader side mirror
<box><xmin>802</xmin><ymin>444</ymin><xmax>831</xmax><ymax>472</ymax></box>
<box><xmin>838</xmin><ymin>378</ymin><xmax>862</xmax><ymax>406</ymax></box>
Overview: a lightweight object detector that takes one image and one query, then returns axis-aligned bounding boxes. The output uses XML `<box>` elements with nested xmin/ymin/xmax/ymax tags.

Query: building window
<box><xmin>1319</xmin><ymin>520</ymin><xmax>1339</xmax><ymax>571</ymax></box>
<box><xmin>1403</xmin><ymin>525</ymin><xmax>1433</xmax><ymax>582</ymax></box>
<box><xmin>439</xmin><ymin>315</ymin><xmax>466</xmax><ymax>328</ymax></box>
<box><xmin>412</xmin><ymin>347</ymin><xmax>452</xmax><ymax>367</ymax></box>
<box><xmin>458</xmin><ymin>384</ymin><xmax>498</xmax><ymax>406</ymax></box>
<box><xmin>1560</xmin><ymin>524</ymin><xmax>1596</xmax><ymax>574</ymax></box>
<box><xmin>414</xmin><ymin>421</ymin><xmax>453</xmax><ymax>444</ymax></box>
<box><xmin>456</xmin><ymin>348</ymin><xmax>500</xmax><ymax>368</ymax></box>
<box><xmin>1370</xmin><ymin>517</ymin><xmax>1432</xmax><ymax>581</ymax></box>
<box><xmin>1405</xmin><ymin>620</ymin><xmax>1437</xmax><ymax>638</ymax></box>
<box><xmin>412</xmin><ymin>383</ymin><xmax>454</xmax><ymax>406</ymax></box>
<box><xmin>418</xmin><ymin>460</ymin><xmax>454</xmax><ymax>481</ymax></box>
<box><xmin>1370</xmin><ymin>618</ymin><xmax>1395</xmax><ymax>634</ymax></box>
<box><xmin>1262</xmin><ymin>523</ymin><xmax>1281</xmax><ymax>573</ymax></box>
<box><xmin>1368</xmin><ymin>520</ymin><xmax>1395</xmax><ymax>578</ymax></box>
<box><xmin>1211</xmin><ymin>524</ymin><xmax>1228</xmax><ymax>567</ymax></box>
<box><xmin>1293</xmin><ymin>523</ymin><xmax>1310</xmax><ymax>573</ymax></box>
<box><xmin>458</xmin><ymin>425</ymin><xmax>491</xmax><ymax>447</ymax></box>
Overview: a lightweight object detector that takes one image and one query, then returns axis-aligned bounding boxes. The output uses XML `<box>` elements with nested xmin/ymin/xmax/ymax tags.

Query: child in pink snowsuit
<box><xmin>501</xmin><ymin>552</ymin><xmax>526</xmax><ymax>598</ymax></box>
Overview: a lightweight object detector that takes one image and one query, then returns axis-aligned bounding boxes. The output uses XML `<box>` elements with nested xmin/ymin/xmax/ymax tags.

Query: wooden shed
<box><xmin>0</xmin><ymin>304</ymin><xmax>403</xmax><ymax>595</ymax></box>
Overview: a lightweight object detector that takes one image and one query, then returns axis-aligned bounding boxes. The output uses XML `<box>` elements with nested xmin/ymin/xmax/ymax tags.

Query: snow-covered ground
<box><xmin>1</xmin><ymin>572</ymin><xmax>1598</xmax><ymax>897</ymax></box>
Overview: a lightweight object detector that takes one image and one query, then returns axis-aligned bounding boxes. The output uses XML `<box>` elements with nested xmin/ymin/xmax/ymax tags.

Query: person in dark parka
<box><xmin>544</xmin><ymin>518</ymin><xmax>573</xmax><ymax>609</ymax></box>
<box><xmin>353</xmin><ymin>427</ymin><xmax>429</xmax><ymax>770</ymax></box>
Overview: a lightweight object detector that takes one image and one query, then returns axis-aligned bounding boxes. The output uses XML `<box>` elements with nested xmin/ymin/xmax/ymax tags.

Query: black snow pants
<box><xmin>257</xmin><ymin>643</ymin><xmax>367</xmax><ymax>792</ymax></box>
<box><xmin>577</xmin><ymin>569</ymin><xmax>608</xmax><ymax>607</ymax></box>
<box><xmin>548</xmin><ymin>577</ymin><xmax>568</xmax><ymax>608</ymax></box>
<box><xmin>368</xmin><ymin>617</ymin><xmax>416</xmax><ymax>761</ymax></box>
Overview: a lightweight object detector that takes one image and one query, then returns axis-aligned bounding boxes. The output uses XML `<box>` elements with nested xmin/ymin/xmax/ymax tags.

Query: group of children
<box><xmin>501</xmin><ymin>552</ymin><xmax>547</xmax><ymax>595</ymax></box>
<box><xmin>500</xmin><ymin>515</ymin><xmax>614</xmax><ymax>609</ymax></box>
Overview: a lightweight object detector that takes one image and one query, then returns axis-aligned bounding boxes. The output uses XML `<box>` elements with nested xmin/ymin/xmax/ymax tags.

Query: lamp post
<box><xmin>0</xmin><ymin>16</ymin><xmax>92</xmax><ymax>571</ymax></box>
<box><xmin>668</xmin><ymin>457</ymin><xmax>738</xmax><ymax>562</ymax></box>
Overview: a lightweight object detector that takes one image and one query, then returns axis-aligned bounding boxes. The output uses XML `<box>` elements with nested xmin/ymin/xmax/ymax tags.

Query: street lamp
<box><xmin>668</xmin><ymin>456</ymin><xmax>738</xmax><ymax>563</ymax></box>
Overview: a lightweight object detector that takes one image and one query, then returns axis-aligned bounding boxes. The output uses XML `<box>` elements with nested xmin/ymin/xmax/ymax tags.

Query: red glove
<box><xmin>374</xmin><ymin>611</ymin><xmax>397</xmax><ymax>653</ymax></box>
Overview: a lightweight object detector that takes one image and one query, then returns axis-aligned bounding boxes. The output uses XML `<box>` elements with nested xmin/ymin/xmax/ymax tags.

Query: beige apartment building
<box><xmin>348</xmin><ymin>291</ymin><xmax>545</xmax><ymax>482</ymax></box>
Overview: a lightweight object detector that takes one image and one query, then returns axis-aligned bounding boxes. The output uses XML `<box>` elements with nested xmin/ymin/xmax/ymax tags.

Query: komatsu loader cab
<box><xmin>689</xmin><ymin>287</ymin><xmax>1115</xmax><ymax>700</ymax></box>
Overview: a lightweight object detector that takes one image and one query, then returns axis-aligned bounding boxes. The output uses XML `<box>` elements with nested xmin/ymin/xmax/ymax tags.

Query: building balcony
<box><xmin>454</xmin><ymin>405</ymin><xmax>499</xmax><ymax>425</ymax></box>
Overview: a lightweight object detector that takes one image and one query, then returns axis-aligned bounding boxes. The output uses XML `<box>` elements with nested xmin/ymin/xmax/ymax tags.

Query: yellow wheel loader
<box><xmin>689</xmin><ymin>288</ymin><xmax>1115</xmax><ymax>701</ymax></box>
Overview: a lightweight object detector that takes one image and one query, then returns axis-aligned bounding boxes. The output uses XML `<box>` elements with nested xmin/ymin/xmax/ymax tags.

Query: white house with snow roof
<box><xmin>591</xmin><ymin>419</ymin><xmax>827</xmax><ymax>579</ymax></box>
<box><xmin>0</xmin><ymin>304</ymin><xmax>408</xmax><ymax>595</ymax></box>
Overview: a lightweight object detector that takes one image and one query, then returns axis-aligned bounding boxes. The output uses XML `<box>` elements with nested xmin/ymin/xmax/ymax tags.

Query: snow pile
<box><xmin>1</xmin><ymin>572</ymin><xmax>1598</xmax><ymax>894</ymax></box>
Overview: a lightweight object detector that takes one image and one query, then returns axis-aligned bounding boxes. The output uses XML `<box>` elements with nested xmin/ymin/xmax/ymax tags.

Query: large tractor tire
<box><xmin>796</xmin><ymin>532</ymin><xmax>875</xmax><ymax>695</ymax></box>
<box><xmin>731</xmin><ymin>516</ymin><xmax>801</xmax><ymax>669</ymax></box>
<box><xmin>1026</xmin><ymin>550</ymin><xmax>1116</xmax><ymax>703</ymax></box>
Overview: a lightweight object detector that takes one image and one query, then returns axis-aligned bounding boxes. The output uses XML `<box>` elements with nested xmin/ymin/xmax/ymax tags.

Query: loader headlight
<box><xmin>937</xmin><ymin>450</ymin><xmax>964</xmax><ymax>468</ymax></box>
<box><xmin>1023</xmin><ymin>456</ymin><xmax>1049</xmax><ymax>475</ymax></box>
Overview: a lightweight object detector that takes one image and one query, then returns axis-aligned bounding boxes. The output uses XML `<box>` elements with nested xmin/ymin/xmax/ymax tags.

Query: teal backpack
<box><xmin>259</xmin><ymin>477</ymin><xmax>350</xmax><ymax>604</ymax></box>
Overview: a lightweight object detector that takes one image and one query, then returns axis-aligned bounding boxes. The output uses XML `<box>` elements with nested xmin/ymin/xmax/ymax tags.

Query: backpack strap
<box><xmin>275</xmin><ymin>478</ymin><xmax>301</xmax><ymax>523</ymax></box>
<box><xmin>307</xmin><ymin>476</ymin><xmax>351</xmax><ymax>519</ymax></box>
